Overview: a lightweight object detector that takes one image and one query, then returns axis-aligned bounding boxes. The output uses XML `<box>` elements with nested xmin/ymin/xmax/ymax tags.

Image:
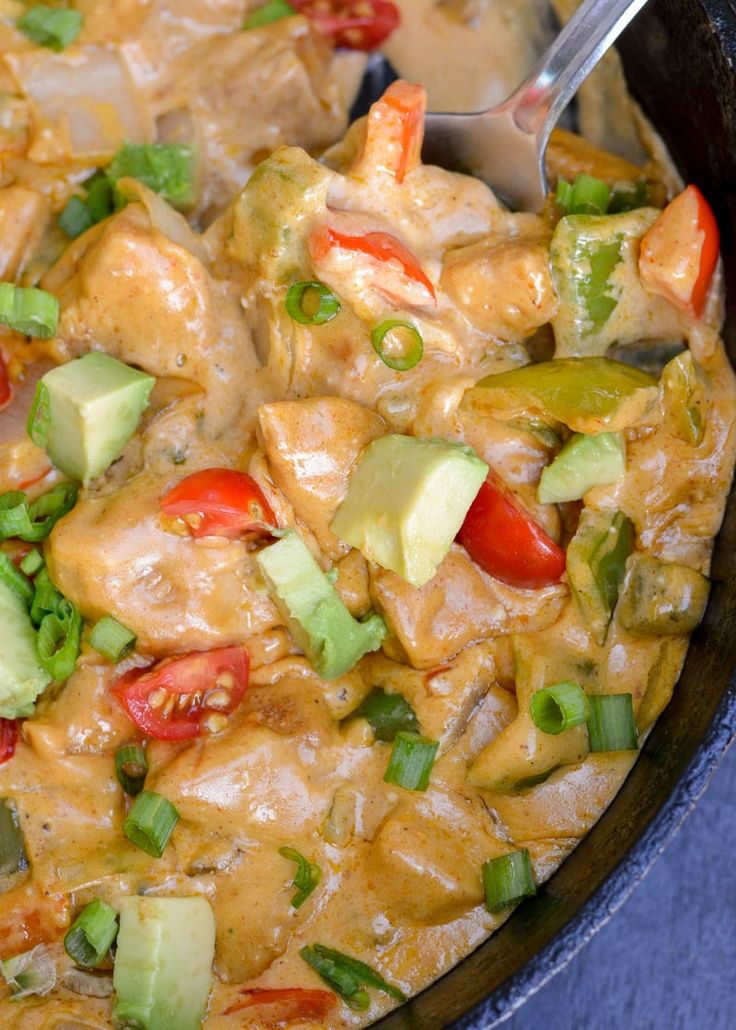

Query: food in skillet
<box><xmin>0</xmin><ymin>2</ymin><xmax>734</xmax><ymax>1029</ymax></box>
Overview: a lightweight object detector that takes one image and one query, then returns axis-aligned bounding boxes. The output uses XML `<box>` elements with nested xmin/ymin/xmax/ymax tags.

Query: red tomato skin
<box><xmin>292</xmin><ymin>0</ymin><xmax>400</xmax><ymax>50</ymax></box>
<box><xmin>691</xmin><ymin>185</ymin><xmax>720</xmax><ymax>317</ymax></box>
<box><xmin>160</xmin><ymin>469</ymin><xmax>275</xmax><ymax>539</ymax></box>
<box><xmin>309</xmin><ymin>225</ymin><xmax>436</xmax><ymax>300</ymax></box>
<box><xmin>0</xmin><ymin>719</ymin><xmax>18</xmax><ymax>765</ymax></box>
<box><xmin>0</xmin><ymin>351</ymin><xmax>12</xmax><ymax>410</ymax></box>
<box><xmin>458</xmin><ymin>478</ymin><xmax>566</xmax><ymax>589</ymax></box>
<box><xmin>113</xmin><ymin>647</ymin><xmax>250</xmax><ymax>741</ymax></box>
<box><xmin>223</xmin><ymin>987</ymin><xmax>337</xmax><ymax>1019</ymax></box>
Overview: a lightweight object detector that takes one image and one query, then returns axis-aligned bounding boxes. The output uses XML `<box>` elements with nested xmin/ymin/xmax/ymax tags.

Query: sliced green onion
<box><xmin>1</xmin><ymin>945</ymin><xmax>56</xmax><ymax>1000</ymax></box>
<box><xmin>608</xmin><ymin>180</ymin><xmax>649</xmax><ymax>214</ymax></box>
<box><xmin>0</xmin><ymin>283</ymin><xmax>59</xmax><ymax>339</ymax></box>
<box><xmin>123</xmin><ymin>790</ymin><xmax>179</xmax><ymax>858</ymax></box>
<box><xmin>383</xmin><ymin>731</ymin><xmax>438</xmax><ymax>792</ymax></box>
<box><xmin>108</xmin><ymin>143</ymin><xmax>196</xmax><ymax>211</ymax></box>
<box><xmin>0</xmin><ymin>491</ymin><xmax>34</xmax><ymax>539</ymax></box>
<box><xmin>244</xmin><ymin>0</ymin><xmax>296</xmax><ymax>29</ymax></box>
<box><xmin>64</xmin><ymin>899</ymin><xmax>118</xmax><ymax>968</ymax></box>
<box><xmin>37</xmin><ymin>598</ymin><xmax>82</xmax><ymax>681</ymax></box>
<box><xmin>90</xmin><ymin>615</ymin><xmax>136</xmax><ymax>663</ymax></box>
<box><xmin>85</xmin><ymin>173</ymin><xmax>114</xmax><ymax>222</ymax></box>
<box><xmin>0</xmin><ymin>552</ymin><xmax>33</xmax><ymax>606</ymax></box>
<box><xmin>483</xmin><ymin>849</ymin><xmax>536</xmax><ymax>912</ymax></box>
<box><xmin>530</xmin><ymin>681</ymin><xmax>590</xmax><ymax>736</ymax></box>
<box><xmin>285</xmin><ymin>280</ymin><xmax>341</xmax><ymax>325</ymax></box>
<box><xmin>300</xmin><ymin>944</ymin><xmax>405</xmax><ymax>1012</ymax></box>
<box><xmin>58</xmin><ymin>196</ymin><xmax>94</xmax><ymax>240</ymax></box>
<box><xmin>349</xmin><ymin>688</ymin><xmax>418</xmax><ymax>742</ymax></box>
<box><xmin>24</xmin><ymin>483</ymin><xmax>78</xmax><ymax>541</ymax></box>
<box><xmin>556</xmin><ymin>173</ymin><xmax>611</xmax><ymax>216</ymax></box>
<box><xmin>0</xmin><ymin>798</ymin><xmax>28</xmax><ymax>878</ymax></box>
<box><xmin>19</xmin><ymin>549</ymin><xmax>43</xmax><ymax>577</ymax></box>
<box><xmin>586</xmin><ymin>693</ymin><xmax>638</xmax><ymax>752</ymax></box>
<box><xmin>17</xmin><ymin>5</ymin><xmax>83</xmax><ymax>51</ymax></box>
<box><xmin>371</xmin><ymin>319</ymin><xmax>424</xmax><ymax>372</ymax></box>
<box><xmin>115</xmin><ymin>744</ymin><xmax>148</xmax><ymax>797</ymax></box>
<box><xmin>279</xmin><ymin>846</ymin><xmax>321</xmax><ymax>909</ymax></box>
<box><xmin>30</xmin><ymin>567</ymin><xmax>62</xmax><ymax>625</ymax></box>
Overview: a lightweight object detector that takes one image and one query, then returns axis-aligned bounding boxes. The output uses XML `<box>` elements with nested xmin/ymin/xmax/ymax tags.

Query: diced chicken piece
<box><xmin>0</xmin><ymin>186</ymin><xmax>49</xmax><ymax>281</ymax></box>
<box><xmin>258</xmin><ymin>397</ymin><xmax>387</xmax><ymax>559</ymax></box>
<box><xmin>441</xmin><ymin>225</ymin><xmax>557</xmax><ymax>341</ymax></box>
<box><xmin>46</xmin><ymin>473</ymin><xmax>282</xmax><ymax>654</ymax></box>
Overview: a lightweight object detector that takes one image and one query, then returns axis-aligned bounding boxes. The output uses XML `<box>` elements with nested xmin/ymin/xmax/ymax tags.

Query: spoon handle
<box><xmin>510</xmin><ymin>0</ymin><xmax>651</xmax><ymax>141</ymax></box>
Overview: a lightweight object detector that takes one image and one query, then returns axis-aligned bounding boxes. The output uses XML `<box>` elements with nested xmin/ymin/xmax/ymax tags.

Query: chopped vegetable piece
<box><xmin>348</xmin><ymin>688</ymin><xmax>418</xmax><ymax>741</ymax></box>
<box><xmin>107</xmin><ymin>143</ymin><xmax>196</xmax><ymax>210</ymax></box>
<box><xmin>36</xmin><ymin>599</ymin><xmax>82</xmax><ymax>682</ymax></box>
<box><xmin>371</xmin><ymin>319</ymin><xmax>424</xmax><ymax>371</ymax></box>
<box><xmin>28</xmin><ymin>354</ymin><xmax>155</xmax><ymax>484</ymax></box>
<box><xmin>300</xmin><ymin>944</ymin><xmax>406</xmax><ymax>1012</ymax></box>
<box><xmin>0</xmin><ymin>283</ymin><xmax>58</xmax><ymax>339</ymax></box>
<box><xmin>482</xmin><ymin>850</ymin><xmax>536</xmax><ymax>912</ymax></box>
<box><xmin>661</xmin><ymin>350</ymin><xmax>707</xmax><ymax>446</ymax></box>
<box><xmin>256</xmin><ymin>531</ymin><xmax>386</xmax><ymax>679</ymax></box>
<box><xmin>0</xmin><ymin>484</ymin><xmax>78</xmax><ymax>544</ymax></box>
<box><xmin>566</xmin><ymin>508</ymin><xmax>634</xmax><ymax>645</ymax></box>
<box><xmin>85</xmin><ymin>173</ymin><xmax>114</xmax><ymax>222</ymax></box>
<box><xmin>586</xmin><ymin>693</ymin><xmax>638</xmax><ymax>752</ymax></box>
<box><xmin>58</xmin><ymin>195</ymin><xmax>94</xmax><ymax>240</ymax></box>
<box><xmin>458</xmin><ymin>477</ymin><xmax>566</xmax><ymax>589</ymax></box>
<box><xmin>617</xmin><ymin>553</ymin><xmax>709</xmax><ymax>637</ymax></box>
<box><xmin>223</xmin><ymin>987</ymin><xmax>336</xmax><ymax>1020</ymax></box>
<box><xmin>244</xmin><ymin>0</ymin><xmax>296</xmax><ymax>28</ymax></box>
<box><xmin>19</xmin><ymin>549</ymin><xmax>42</xmax><ymax>577</ymax></box>
<box><xmin>556</xmin><ymin>174</ymin><xmax>611</xmax><ymax>216</ymax></box>
<box><xmin>463</xmin><ymin>357</ymin><xmax>657</xmax><ymax>434</ymax></box>
<box><xmin>0</xmin><ymin>351</ymin><xmax>11</xmax><ymax>409</ymax></box>
<box><xmin>17</xmin><ymin>5</ymin><xmax>82</xmax><ymax>51</ymax></box>
<box><xmin>123</xmin><ymin>790</ymin><xmax>179</xmax><ymax>858</ymax></box>
<box><xmin>0</xmin><ymin>945</ymin><xmax>56</xmax><ymax>999</ymax></box>
<box><xmin>530</xmin><ymin>682</ymin><xmax>590</xmax><ymax>735</ymax></box>
<box><xmin>115</xmin><ymin>743</ymin><xmax>148</xmax><ymax>796</ymax></box>
<box><xmin>383</xmin><ymin>731</ymin><xmax>438</xmax><ymax>791</ymax></box>
<box><xmin>113</xmin><ymin>647</ymin><xmax>249</xmax><ymax>741</ymax></box>
<box><xmin>0</xmin><ymin>492</ymin><xmax>34</xmax><ymax>540</ymax></box>
<box><xmin>29</xmin><ymin>567</ymin><xmax>62</xmax><ymax>625</ymax></box>
<box><xmin>0</xmin><ymin>579</ymin><xmax>51</xmax><ymax>719</ymax></box>
<box><xmin>0</xmin><ymin>719</ymin><xmax>18</xmax><ymax>766</ymax></box>
<box><xmin>291</xmin><ymin>0</ymin><xmax>400</xmax><ymax>50</ymax></box>
<box><xmin>0</xmin><ymin>552</ymin><xmax>33</xmax><ymax>606</ymax></box>
<box><xmin>0</xmin><ymin>798</ymin><xmax>27</xmax><ymax>878</ymax></box>
<box><xmin>285</xmin><ymin>281</ymin><xmax>341</xmax><ymax>325</ymax></box>
<box><xmin>160</xmin><ymin>469</ymin><xmax>275</xmax><ymax>540</ymax></box>
<box><xmin>64</xmin><ymin>899</ymin><xmax>118</xmax><ymax>969</ymax></box>
<box><xmin>351</xmin><ymin>80</ymin><xmax>425</xmax><ymax>183</ymax></box>
<box><xmin>279</xmin><ymin>846</ymin><xmax>322</xmax><ymax>908</ymax></box>
<box><xmin>332</xmin><ymin>435</ymin><xmax>487</xmax><ymax>588</ymax></box>
<box><xmin>639</xmin><ymin>185</ymin><xmax>719</xmax><ymax>318</ymax></box>
<box><xmin>90</xmin><ymin>615</ymin><xmax>137</xmax><ymax>663</ymax></box>
<box><xmin>608</xmin><ymin>180</ymin><xmax>650</xmax><ymax>214</ymax></box>
<box><xmin>537</xmin><ymin>432</ymin><xmax>625</xmax><ymax>505</ymax></box>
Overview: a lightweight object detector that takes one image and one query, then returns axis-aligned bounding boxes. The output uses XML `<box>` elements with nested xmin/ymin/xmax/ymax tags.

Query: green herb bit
<box><xmin>300</xmin><ymin>944</ymin><xmax>406</xmax><ymax>1011</ymax></box>
<box><xmin>279</xmin><ymin>846</ymin><xmax>321</xmax><ymax>908</ymax></box>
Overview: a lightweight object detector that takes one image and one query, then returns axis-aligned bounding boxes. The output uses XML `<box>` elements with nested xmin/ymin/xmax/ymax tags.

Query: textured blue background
<box><xmin>508</xmin><ymin>743</ymin><xmax>736</xmax><ymax>1030</ymax></box>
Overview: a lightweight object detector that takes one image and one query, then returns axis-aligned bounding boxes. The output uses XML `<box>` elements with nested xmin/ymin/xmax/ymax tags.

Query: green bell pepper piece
<box><xmin>616</xmin><ymin>553</ymin><xmax>709</xmax><ymax>637</ymax></box>
<box><xmin>567</xmin><ymin>508</ymin><xmax>634</xmax><ymax>644</ymax></box>
<box><xmin>661</xmin><ymin>350</ymin><xmax>708</xmax><ymax>446</ymax></box>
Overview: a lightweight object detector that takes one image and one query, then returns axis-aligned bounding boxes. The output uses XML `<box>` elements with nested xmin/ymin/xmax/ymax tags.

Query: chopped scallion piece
<box><xmin>36</xmin><ymin>598</ymin><xmax>82</xmax><ymax>681</ymax></box>
<box><xmin>586</xmin><ymin>693</ymin><xmax>638</xmax><ymax>752</ymax></box>
<box><xmin>17</xmin><ymin>5</ymin><xmax>83</xmax><ymax>51</ymax></box>
<box><xmin>0</xmin><ymin>798</ymin><xmax>28</xmax><ymax>878</ymax></box>
<box><xmin>90</xmin><ymin>615</ymin><xmax>136</xmax><ymax>663</ymax></box>
<box><xmin>279</xmin><ymin>846</ymin><xmax>321</xmax><ymax>909</ymax></box>
<box><xmin>530</xmin><ymin>681</ymin><xmax>590</xmax><ymax>735</ymax></box>
<box><xmin>300</xmin><ymin>944</ymin><xmax>406</xmax><ymax>1012</ymax></box>
<box><xmin>19</xmin><ymin>549</ymin><xmax>43</xmax><ymax>577</ymax></box>
<box><xmin>371</xmin><ymin>319</ymin><xmax>423</xmax><ymax>372</ymax></box>
<box><xmin>383</xmin><ymin>731</ymin><xmax>438</xmax><ymax>792</ymax></box>
<box><xmin>85</xmin><ymin>173</ymin><xmax>114</xmax><ymax>223</ymax></box>
<box><xmin>285</xmin><ymin>280</ymin><xmax>341</xmax><ymax>325</ymax></box>
<box><xmin>30</xmin><ymin>566</ymin><xmax>62</xmax><ymax>625</ymax></box>
<box><xmin>0</xmin><ymin>485</ymin><xmax>77</xmax><ymax>544</ymax></box>
<box><xmin>58</xmin><ymin>196</ymin><xmax>94</xmax><ymax>240</ymax></box>
<box><xmin>0</xmin><ymin>283</ymin><xmax>59</xmax><ymax>339</ymax></box>
<box><xmin>483</xmin><ymin>850</ymin><xmax>536</xmax><ymax>912</ymax></box>
<box><xmin>349</xmin><ymin>688</ymin><xmax>418</xmax><ymax>742</ymax></box>
<box><xmin>244</xmin><ymin>0</ymin><xmax>296</xmax><ymax>29</ymax></box>
<box><xmin>0</xmin><ymin>552</ymin><xmax>33</xmax><ymax>607</ymax></box>
<box><xmin>115</xmin><ymin>744</ymin><xmax>148</xmax><ymax>797</ymax></box>
<box><xmin>608</xmin><ymin>180</ymin><xmax>649</xmax><ymax>214</ymax></box>
<box><xmin>0</xmin><ymin>945</ymin><xmax>56</xmax><ymax>999</ymax></box>
<box><xmin>0</xmin><ymin>491</ymin><xmax>34</xmax><ymax>539</ymax></box>
<box><xmin>123</xmin><ymin>790</ymin><xmax>179</xmax><ymax>857</ymax></box>
<box><xmin>108</xmin><ymin>143</ymin><xmax>196</xmax><ymax>210</ymax></box>
<box><xmin>64</xmin><ymin>899</ymin><xmax>118</xmax><ymax>968</ymax></box>
<box><xmin>556</xmin><ymin>173</ymin><xmax>611</xmax><ymax>216</ymax></box>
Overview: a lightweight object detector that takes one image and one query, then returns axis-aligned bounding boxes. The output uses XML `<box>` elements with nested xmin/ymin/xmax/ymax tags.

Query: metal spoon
<box><xmin>421</xmin><ymin>0</ymin><xmax>652</xmax><ymax>211</ymax></box>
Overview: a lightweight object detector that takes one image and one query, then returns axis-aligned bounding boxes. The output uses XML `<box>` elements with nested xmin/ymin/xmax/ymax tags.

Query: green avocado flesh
<box><xmin>538</xmin><ymin>432</ymin><xmax>626</xmax><ymax>504</ymax></box>
<box><xmin>256</xmin><ymin>530</ymin><xmax>386</xmax><ymax>680</ymax></box>
<box><xmin>331</xmin><ymin>434</ymin><xmax>488</xmax><ymax>588</ymax></box>
<box><xmin>29</xmin><ymin>352</ymin><xmax>155</xmax><ymax>484</ymax></box>
<box><xmin>113</xmin><ymin>896</ymin><xmax>216</xmax><ymax>1030</ymax></box>
<box><xmin>0</xmin><ymin>580</ymin><xmax>51</xmax><ymax>719</ymax></box>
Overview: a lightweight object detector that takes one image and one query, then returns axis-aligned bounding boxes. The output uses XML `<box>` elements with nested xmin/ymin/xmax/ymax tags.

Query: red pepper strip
<box><xmin>0</xmin><ymin>351</ymin><xmax>12</xmax><ymax>410</ymax></box>
<box><xmin>309</xmin><ymin>224</ymin><xmax>436</xmax><ymax>301</ymax></box>
<box><xmin>291</xmin><ymin>0</ymin><xmax>400</xmax><ymax>50</ymax></box>
<box><xmin>458</xmin><ymin>477</ymin><xmax>566</xmax><ymax>589</ymax></box>
<box><xmin>352</xmin><ymin>80</ymin><xmax>426</xmax><ymax>183</ymax></box>
<box><xmin>223</xmin><ymin>987</ymin><xmax>337</xmax><ymax>1019</ymax></box>
<box><xmin>0</xmin><ymin>719</ymin><xmax>18</xmax><ymax>765</ymax></box>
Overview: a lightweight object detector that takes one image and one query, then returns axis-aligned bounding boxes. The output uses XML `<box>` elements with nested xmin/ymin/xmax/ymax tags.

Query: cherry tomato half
<box><xmin>0</xmin><ymin>719</ymin><xmax>18</xmax><ymax>765</ymax></box>
<box><xmin>293</xmin><ymin>0</ymin><xmax>400</xmax><ymax>50</ymax></box>
<box><xmin>160</xmin><ymin>468</ymin><xmax>276</xmax><ymax>540</ymax></box>
<box><xmin>113</xmin><ymin>647</ymin><xmax>250</xmax><ymax>741</ymax></box>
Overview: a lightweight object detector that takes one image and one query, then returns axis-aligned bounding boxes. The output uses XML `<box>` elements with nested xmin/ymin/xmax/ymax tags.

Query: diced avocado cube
<box><xmin>538</xmin><ymin>432</ymin><xmax>625</xmax><ymax>504</ymax></box>
<box><xmin>256</xmin><ymin>531</ymin><xmax>386</xmax><ymax>680</ymax></box>
<box><xmin>617</xmin><ymin>553</ymin><xmax>709</xmax><ymax>637</ymax></box>
<box><xmin>113</xmin><ymin>896</ymin><xmax>216</xmax><ymax>1030</ymax></box>
<box><xmin>0</xmin><ymin>579</ymin><xmax>51</xmax><ymax>719</ymax></box>
<box><xmin>331</xmin><ymin>435</ymin><xmax>488</xmax><ymax>588</ymax></box>
<box><xmin>28</xmin><ymin>352</ymin><xmax>155</xmax><ymax>484</ymax></box>
<box><xmin>566</xmin><ymin>508</ymin><xmax>634</xmax><ymax>645</ymax></box>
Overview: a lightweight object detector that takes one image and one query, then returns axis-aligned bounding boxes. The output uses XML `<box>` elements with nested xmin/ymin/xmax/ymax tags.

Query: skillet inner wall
<box><xmin>374</xmin><ymin>1</ymin><xmax>736</xmax><ymax>1026</ymax></box>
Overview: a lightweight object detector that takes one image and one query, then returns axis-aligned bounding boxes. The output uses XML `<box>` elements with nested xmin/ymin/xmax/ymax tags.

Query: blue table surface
<box><xmin>508</xmin><ymin>741</ymin><xmax>736</xmax><ymax>1030</ymax></box>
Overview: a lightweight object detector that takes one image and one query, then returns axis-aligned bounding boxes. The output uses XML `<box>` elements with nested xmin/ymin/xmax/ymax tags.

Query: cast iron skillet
<box><xmin>368</xmin><ymin>1</ymin><xmax>736</xmax><ymax>1025</ymax></box>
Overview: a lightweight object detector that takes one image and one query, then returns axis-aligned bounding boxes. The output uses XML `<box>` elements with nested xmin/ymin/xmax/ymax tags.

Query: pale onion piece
<box><xmin>115</xmin><ymin>178</ymin><xmax>209</xmax><ymax>268</ymax></box>
<box><xmin>4</xmin><ymin>46</ymin><xmax>152</xmax><ymax>162</ymax></box>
